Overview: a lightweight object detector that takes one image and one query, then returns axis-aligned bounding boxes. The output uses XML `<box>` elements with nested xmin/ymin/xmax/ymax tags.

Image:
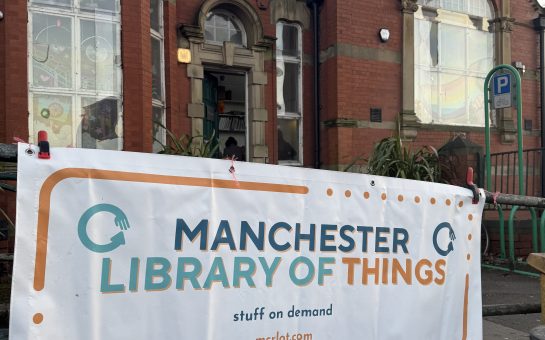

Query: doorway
<box><xmin>203</xmin><ymin>70</ymin><xmax>247</xmax><ymax>161</ymax></box>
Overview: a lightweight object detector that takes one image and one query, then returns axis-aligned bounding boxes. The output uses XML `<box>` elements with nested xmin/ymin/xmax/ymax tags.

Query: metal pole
<box><xmin>537</xmin><ymin>17</ymin><xmax>545</xmax><ymax>197</ymax></box>
<box><xmin>307</xmin><ymin>0</ymin><xmax>323</xmax><ymax>169</ymax></box>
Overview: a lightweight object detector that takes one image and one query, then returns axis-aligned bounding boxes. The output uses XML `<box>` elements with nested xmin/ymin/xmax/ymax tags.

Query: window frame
<box><xmin>276</xmin><ymin>21</ymin><xmax>303</xmax><ymax>166</ymax></box>
<box><xmin>151</xmin><ymin>0</ymin><xmax>166</xmax><ymax>152</ymax></box>
<box><xmin>204</xmin><ymin>9</ymin><xmax>247</xmax><ymax>48</ymax></box>
<box><xmin>27</xmin><ymin>0</ymin><xmax>123</xmax><ymax>149</ymax></box>
<box><xmin>414</xmin><ymin>3</ymin><xmax>494</xmax><ymax>127</ymax></box>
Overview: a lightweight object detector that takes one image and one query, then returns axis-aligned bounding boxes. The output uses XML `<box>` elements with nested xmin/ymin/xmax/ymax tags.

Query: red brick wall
<box><xmin>122</xmin><ymin>0</ymin><xmax>153</xmax><ymax>152</ymax></box>
<box><xmin>1</xmin><ymin>0</ymin><xmax>28</xmax><ymax>144</ymax></box>
<box><xmin>0</xmin><ymin>0</ymin><xmax>28</xmax><ymax>233</ymax></box>
<box><xmin>164</xmin><ymin>1</ymin><xmax>184</xmax><ymax>137</ymax></box>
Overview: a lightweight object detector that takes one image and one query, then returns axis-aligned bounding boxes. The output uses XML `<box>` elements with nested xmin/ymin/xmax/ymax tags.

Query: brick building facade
<box><xmin>0</xmin><ymin>0</ymin><xmax>543</xmax><ymax>167</ymax></box>
<box><xmin>1</xmin><ymin>0</ymin><xmax>545</xmax><ymax>255</ymax></box>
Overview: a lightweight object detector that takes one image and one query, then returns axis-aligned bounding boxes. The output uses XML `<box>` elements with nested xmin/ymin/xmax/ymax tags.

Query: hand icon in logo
<box><xmin>78</xmin><ymin>203</ymin><xmax>130</xmax><ymax>253</ymax></box>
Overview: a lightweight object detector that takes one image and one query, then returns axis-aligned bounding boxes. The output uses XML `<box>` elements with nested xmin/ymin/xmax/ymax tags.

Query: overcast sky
<box><xmin>539</xmin><ymin>0</ymin><xmax>545</xmax><ymax>7</ymax></box>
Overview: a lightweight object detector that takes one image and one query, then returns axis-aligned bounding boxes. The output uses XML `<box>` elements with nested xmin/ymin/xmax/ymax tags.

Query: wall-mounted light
<box><xmin>0</xmin><ymin>11</ymin><xmax>4</xmax><ymax>21</ymax></box>
<box><xmin>379</xmin><ymin>28</ymin><xmax>390</xmax><ymax>43</ymax></box>
<box><xmin>177</xmin><ymin>48</ymin><xmax>191</xmax><ymax>64</ymax></box>
<box><xmin>513</xmin><ymin>61</ymin><xmax>526</xmax><ymax>75</ymax></box>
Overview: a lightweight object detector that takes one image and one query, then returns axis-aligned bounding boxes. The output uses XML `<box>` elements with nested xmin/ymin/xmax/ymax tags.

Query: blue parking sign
<box><xmin>493</xmin><ymin>74</ymin><xmax>511</xmax><ymax>95</ymax></box>
<box><xmin>492</xmin><ymin>74</ymin><xmax>512</xmax><ymax>108</ymax></box>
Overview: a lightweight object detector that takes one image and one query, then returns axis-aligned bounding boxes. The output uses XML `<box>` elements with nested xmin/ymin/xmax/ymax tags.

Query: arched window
<box><xmin>415</xmin><ymin>0</ymin><xmax>494</xmax><ymax>126</ymax></box>
<box><xmin>204</xmin><ymin>10</ymin><xmax>246</xmax><ymax>47</ymax></box>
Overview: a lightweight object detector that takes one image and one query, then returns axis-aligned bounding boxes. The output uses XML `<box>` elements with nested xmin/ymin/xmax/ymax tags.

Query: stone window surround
<box><xmin>180</xmin><ymin>0</ymin><xmax>274</xmax><ymax>163</ymax></box>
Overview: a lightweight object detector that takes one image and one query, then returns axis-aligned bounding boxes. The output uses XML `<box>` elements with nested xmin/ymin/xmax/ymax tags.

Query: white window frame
<box><xmin>204</xmin><ymin>9</ymin><xmax>247</xmax><ymax>48</ymax></box>
<box><xmin>414</xmin><ymin>2</ymin><xmax>493</xmax><ymax>127</ymax></box>
<box><xmin>151</xmin><ymin>0</ymin><xmax>166</xmax><ymax>153</ymax></box>
<box><xmin>27</xmin><ymin>0</ymin><xmax>123</xmax><ymax>149</ymax></box>
<box><xmin>276</xmin><ymin>21</ymin><xmax>303</xmax><ymax>165</ymax></box>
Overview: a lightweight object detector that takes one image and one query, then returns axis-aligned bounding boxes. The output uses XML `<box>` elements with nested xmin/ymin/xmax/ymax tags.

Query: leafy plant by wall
<box><xmin>153</xmin><ymin>122</ymin><xmax>219</xmax><ymax>158</ymax></box>
<box><xmin>361</xmin><ymin>136</ymin><xmax>441</xmax><ymax>182</ymax></box>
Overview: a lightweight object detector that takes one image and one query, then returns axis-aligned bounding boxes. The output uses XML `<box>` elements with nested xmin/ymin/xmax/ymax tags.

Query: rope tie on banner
<box><xmin>492</xmin><ymin>191</ymin><xmax>500</xmax><ymax>206</ymax></box>
<box><xmin>228</xmin><ymin>156</ymin><xmax>240</xmax><ymax>187</ymax></box>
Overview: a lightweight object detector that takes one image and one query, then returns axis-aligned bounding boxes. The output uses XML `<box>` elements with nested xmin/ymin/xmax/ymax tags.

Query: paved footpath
<box><xmin>484</xmin><ymin>319</ymin><xmax>532</xmax><ymax>340</ymax></box>
<box><xmin>482</xmin><ymin>267</ymin><xmax>542</xmax><ymax>339</ymax></box>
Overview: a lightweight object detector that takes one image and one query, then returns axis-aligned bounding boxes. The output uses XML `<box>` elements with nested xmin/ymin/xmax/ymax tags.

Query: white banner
<box><xmin>10</xmin><ymin>144</ymin><xmax>485</xmax><ymax>340</ymax></box>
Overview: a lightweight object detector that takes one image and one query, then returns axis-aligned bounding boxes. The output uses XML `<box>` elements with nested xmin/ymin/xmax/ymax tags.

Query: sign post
<box><xmin>483</xmin><ymin>64</ymin><xmax>523</xmax><ymax>262</ymax></box>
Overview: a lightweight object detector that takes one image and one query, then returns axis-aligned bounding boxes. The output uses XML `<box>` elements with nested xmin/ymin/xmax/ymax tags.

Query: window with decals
<box><xmin>28</xmin><ymin>0</ymin><xmax>122</xmax><ymax>149</ymax></box>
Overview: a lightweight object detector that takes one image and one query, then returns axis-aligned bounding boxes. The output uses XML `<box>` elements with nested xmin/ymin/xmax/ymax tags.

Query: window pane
<box><xmin>440</xmin><ymin>24</ymin><xmax>465</xmax><ymax>70</ymax></box>
<box><xmin>277</xmin><ymin>61</ymin><xmax>299</xmax><ymax>114</ymax></box>
<box><xmin>417</xmin><ymin>0</ymin><xmax>440</xmax><ymax>7</ymax></box>
<box><xmin>205</xmin><ymin>12</ymin><xmax>245</xmax><ymax>46</ymax></box>
<box><xmin>150</xmin><ymin>0</ymin><xmax>161</xmax><ymax>33</ymax></box>
<box><xmin>439</xmin><ymin>73</ymin><xmax>467</xmax><ymax>124</ymax></box>
<box><xmin>415</xmin><ymin>20</ymin><xmax>438</xmax><ymax>67</ymax></box>
<box><xmin>32</xmin><ymin>94</ymin><xmax>73</xmax><ymax>147</ymax></box>
<box><xmin>32</xmin><ymin>13</ymin><xmax>73</xmax><ymax>89</ymax></box>
<box><xmin>415</xmin><ymin>69</ymin><xmax>439</xmax><ymax>124</ymax></box>
<box><xmin>81</xmin><ymin>97</ymin><xmax>120</xmax><ymax>149</ymax></box>
<box><xmin>229</xmin><ymin>29</ymin><xmax>243</xmax><ymax>46</ymax></box>
<box><xmin>80</xmin><ymin>0</ymin><xmax>118</xmax><ymax>13</ymax></box>
<box><xmin>80</xmin><ymin>20</ymin><xmax>119</xmax><ymax>92</ymax></box>
<box><xmin>30</xmin><ymin>0</ymin><xmax>72</xmax><ymax>7</ymax></box>
<box><xmin>152</xmin><ymin>106</ymin><xmax>165</xmax><ymax>153</ymax></box>
<box><xmin>214</xmin><ymin>14</ymin><xmax>228</xmax><ymax>28</ymax></box>
<box><xmin>276</xmin><ymin>24</ymin><xmax>299</xmax><ymax>58</ymax></box>
<box><xmin>442</xmin><ymin>0</ymin><xmax>466</xmax><ymax>13</ymax></box>
<box><xmin>278</xmin><ymin>119</ymin><xmax>299</xmax><ymax>162</ymax></box>
<box><xmin>468</xmin><ymin>29</ymin><xmax>492</xmax><ymax>73</ymax></box>
<box><xmin>151</xmin><ymin>37</ymin><xmax>163</xmax><ymax>101</ymax></box>
<box><xmin>467</xmin><ymin>76</ymin><xmax>485</xmax><ymax>126</ymax></box>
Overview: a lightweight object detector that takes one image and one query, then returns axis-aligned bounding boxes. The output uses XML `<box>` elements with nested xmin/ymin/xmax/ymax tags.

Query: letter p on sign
<box><xmin>494</xmin><ymin>74</ymin><xmax>510</xmax><ymax>95</ymax></box>
<box><xmin>493</xmin><ymin>74</ymin><xmax>511</xmax><ymax>109</ymax></box>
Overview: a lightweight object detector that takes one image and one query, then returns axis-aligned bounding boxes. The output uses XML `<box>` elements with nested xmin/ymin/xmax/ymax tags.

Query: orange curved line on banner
<box><xmin>34</xmin><ymin>168</ymin><xmax>309</xmax><ymax>291</ymax></box>
<box><xmin>462</xmin><ymin>273</ymin><xmax>469</xmax><ymax>340</ymax></box>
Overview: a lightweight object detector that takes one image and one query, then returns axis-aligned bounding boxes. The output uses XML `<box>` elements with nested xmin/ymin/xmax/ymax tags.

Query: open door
<box><xmin>203</xmin><ymin>73</ymin><xmax>220</xmax><ymax>157</ymax></box>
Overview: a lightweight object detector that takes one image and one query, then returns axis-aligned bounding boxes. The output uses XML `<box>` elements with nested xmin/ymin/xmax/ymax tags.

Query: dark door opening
<box><xmin>203</xmin><ymin>71</ymin><xmax>247</xmax><ymax>160</ymax></box>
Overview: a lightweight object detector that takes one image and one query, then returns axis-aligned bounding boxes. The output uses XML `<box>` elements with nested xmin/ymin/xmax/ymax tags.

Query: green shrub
<box><xmin>153</xmin><ymin>122</ymin><xmax>219</xmax><ymax>158</ymax></box>
<box><xmin>354</xmin><ymin>136</ymin><xmax>441</xmax><ymax>182</ymax></box>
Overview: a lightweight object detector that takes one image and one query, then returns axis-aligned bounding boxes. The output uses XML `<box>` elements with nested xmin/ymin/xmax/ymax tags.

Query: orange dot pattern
<box><xmin>446</xmin><ymin>199</ymin><xmax>451</xmax><ymax>206</ymax></box>
<box><xmin>327</xmin><ymin>188</ymin><xmax>333</xmax><ymax>196</ymax></box>
<box><xmin>468</xmin><ymin>234</ymin><xmax>472</xmax><ymax>241</ymax></box>
<box><xmin>345</xmin><ymin>190</ymin><xmax>351</xmax><ymax>198</ymax></box>
<box><xmin>381</xmin><ymin>193</ymin><xmax>387</xmax><ymax>200</ymax></box>
<box><xmin>430</xmin><ymin>198</ymin><xmax>436</xmax><ymax>205</ymax></box>
<box><xmin>33</xmin><ymin>313</ymin><xmax>43</xmax><ymax>324</ymax></box>
<box><xmin>414</xmin><ymin>196</ymin><xmax>421</xmax><ymax>203</ymax></box>
<box><xmin>398</xmin><ymin>194</ymin><xmax>404</xmax><ymax>202</ymax></box>
<box><xmin>468</xmin><ymin>214</ymin><xmax>473</xmax><ymax>221</ymax></box>
<box><xmin>459</xmin><ymin>201</ymin><xmax>464</xmax><ymax>208</ymax></box>
<box><xmin>364</xmin><ymin>192</ymin><xmax>370</xmax><ymax>199</ymax></box>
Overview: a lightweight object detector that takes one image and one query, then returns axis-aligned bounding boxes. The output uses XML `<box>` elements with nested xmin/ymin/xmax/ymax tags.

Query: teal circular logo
<box><xmin>78</xmin><ymin>204</ymin><xmax>130</xmax><ymax>253</ymax></box>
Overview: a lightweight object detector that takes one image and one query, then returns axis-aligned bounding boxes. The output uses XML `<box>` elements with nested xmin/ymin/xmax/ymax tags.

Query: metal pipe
<box><xmin>484</xmin><ymin>190</ymin><xmax>545</xmax><ymax>208</ymax></box>
<box><xmin>538</xmin><ymin>17</ymin><xmax>545</xmax><ymax>197</ymax></box>
<box><xmin>482</xmin><ymin>263</ymin><xmax>540</xmax><ymax>278</ymax></box>
<box><xmin>534</xmin><ymin>17</ymin><xmax>545</xmax><ymax>197</ymax></box>
<box><xmin>482</xmin><ymin>303</ymin><xmax>541</xmax><ymax>316</ymax></box>
<box><xmin>307</xmin><ymin>0</ymin><xmax>323</xmax><ymax>169</ymax></box>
